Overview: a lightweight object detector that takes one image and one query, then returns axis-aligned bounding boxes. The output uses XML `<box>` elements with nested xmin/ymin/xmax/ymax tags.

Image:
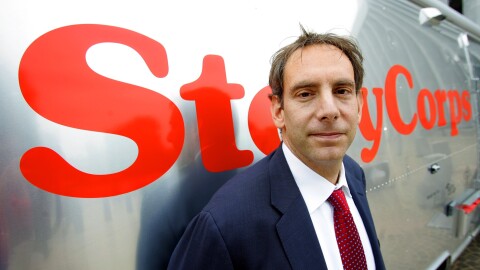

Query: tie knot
<box><xmin>327</xmin><ymin>189</ymin><xmax>349</xmax><ymax>212</ymax></box>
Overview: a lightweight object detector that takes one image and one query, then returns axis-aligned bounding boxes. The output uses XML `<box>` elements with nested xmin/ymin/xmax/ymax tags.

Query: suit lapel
<box><xmin>344</xmin><ymin>164</ymin><xmax>371</xmax><ymax>227</ymax></box>
<box><xmin>269</xmin><ymin>147</ymin><xmax>328</xmax><ymax>270</ymax></box>
<box><xmin>344</xmin><ymin>158</ymin><xmax>386</xmax><ymax>270</ymax></box>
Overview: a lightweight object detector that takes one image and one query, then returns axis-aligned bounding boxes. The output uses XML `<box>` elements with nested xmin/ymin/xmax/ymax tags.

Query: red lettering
<box><xmin>462</xmin><ymin>90</ymin><xmax>472</xmax><ymax>121</ymax></box>
<box><xmin>385</xmin><ymin>65</ymin><xmax>418</xmax><ymax>135</ymax></box>
<box><xmin>359</xmin><ymin>87</ymin><xmax>384</xmax><ymax>163</ymax></box>
<box><xmin>18</xmin><ymin>24</ymin><xmax>184</xmax><ymax>198</ymax></box>
<box><xmin>248</xmin><ymin>86</ymin><xmax>281</xmax><ymax>155</ymax></box>
<box><xmin>447</xmin><ymin>90</ymin><xmax>462</xmax><ymax>136</ymax></box>
<box><xmin>18</xmin><ymin>25</ymin><xmax>477</xmax><ymax>195</ymax></box>
<box><xmin>180</xmin><ymin>55</ymin><xmax>254</xmax><ymax>172</ymax></box>
<box><xmin>434</xmin><ymin>90</ymin><xmax>448</xmax><ymax>126</ymax></box>
<box><xmin>417</xmin><ymin>88</ymin><xmax>437</xmax><ymax>130</ymax></box>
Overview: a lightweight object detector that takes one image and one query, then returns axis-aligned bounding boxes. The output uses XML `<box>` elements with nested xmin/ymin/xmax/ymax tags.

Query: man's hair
<box><xmin>269</xmin><ymin>25</ymin><xmax>364</xmax><ymax>106</ymax></box>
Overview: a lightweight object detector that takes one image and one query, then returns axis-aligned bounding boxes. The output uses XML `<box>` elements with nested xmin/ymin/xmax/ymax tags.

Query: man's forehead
<box><xmin>287</xmin><ymin>44</ymin><xmax>346</xmax><ymax>63</ymax></box>
<box><xmin>284</xmin><ymin>44</ymin><xmax>353</xmax><ymax>79</ymax></box>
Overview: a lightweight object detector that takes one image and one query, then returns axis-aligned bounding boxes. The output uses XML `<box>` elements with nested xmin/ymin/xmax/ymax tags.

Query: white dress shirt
<box><xmin>282</xmin><ymin>144</ymin><xmax>375</xmax><ymax>270</ymax></box>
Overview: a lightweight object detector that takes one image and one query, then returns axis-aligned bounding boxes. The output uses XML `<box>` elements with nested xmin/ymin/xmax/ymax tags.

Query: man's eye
<box><xmin>335</xmin><ymin>88</ymin><xmax>350</xmax><ymax>95</ymax></box>
<box><xmin>299</xmin><ymin>92</ymin><xmax>311</xmax><ymax>97</ymax></box>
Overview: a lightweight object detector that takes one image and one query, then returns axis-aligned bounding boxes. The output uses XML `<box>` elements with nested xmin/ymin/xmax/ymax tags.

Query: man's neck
<box><xmin>282</xmin><ymin>142</ymin><xmax>343</xmax><ymax>184</ymax></box>
<box><xmin>311</xmin><ymin>160</ymin><xmax>341</xmax><ymax>185</ymax></box>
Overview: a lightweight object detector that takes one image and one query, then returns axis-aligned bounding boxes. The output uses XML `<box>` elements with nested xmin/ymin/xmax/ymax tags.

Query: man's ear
<box><xmin>271</xmin><ymin>95</ymin><xmax>285</xmax><ymax>129</ymax></box>
<box><xmin>357</xmin><ymin>88</ymin><xmax>364</xmax><ymax>122</ymax></box>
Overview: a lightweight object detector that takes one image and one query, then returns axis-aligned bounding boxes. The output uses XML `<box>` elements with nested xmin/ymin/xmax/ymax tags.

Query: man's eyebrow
<box><xmin>289</xmin><ymin>80</ymin><xmax>319</xmax><ymax>92</ymax></box>
<box><xmin>290</xmin><ymin>79</ymin><xmax>355</xmax><ymax>91</ymax></box>
<box><xmin>334</xmin><ymin>79</ymin><xmax>355</xmax><ymax>87</ymax></box>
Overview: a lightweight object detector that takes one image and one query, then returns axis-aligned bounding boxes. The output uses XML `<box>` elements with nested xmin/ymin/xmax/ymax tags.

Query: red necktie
<box><xmin>327</xmin><ymin>189</ymin><xmax>368</xmax><ymax>270</ymax></box>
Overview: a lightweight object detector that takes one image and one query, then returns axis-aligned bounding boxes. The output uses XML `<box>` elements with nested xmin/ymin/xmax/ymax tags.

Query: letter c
<box><xmin>385</xmin><ymin>65</ymin><xmax>418</xmax><ymax>135</ymax></box>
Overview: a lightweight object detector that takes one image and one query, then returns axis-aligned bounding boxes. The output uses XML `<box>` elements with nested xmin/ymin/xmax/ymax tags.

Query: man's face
<box><xmin>271</xmin><ymin>44</ymin><xmax>362</xmax><ymax>174</ymax></box>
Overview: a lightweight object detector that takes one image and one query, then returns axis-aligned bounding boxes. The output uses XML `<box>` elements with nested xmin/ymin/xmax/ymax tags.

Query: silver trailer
<box><xmin>1</xmin><ymin>0</ymin><xmax>479</xmax><ymax>269</ymax></box>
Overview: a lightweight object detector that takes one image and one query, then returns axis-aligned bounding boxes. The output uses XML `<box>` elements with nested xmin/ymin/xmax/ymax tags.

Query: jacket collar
<box><xmin>269</xmin><ymin>146</ymin><xmax>328</xmax><ymax>270</ymax></box>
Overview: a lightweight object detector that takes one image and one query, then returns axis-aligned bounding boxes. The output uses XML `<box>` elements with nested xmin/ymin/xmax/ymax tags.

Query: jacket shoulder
<box><xmin>203</xmin><ymin>149</ymin><xmax>276</xmax><ymax>214</ymax></box>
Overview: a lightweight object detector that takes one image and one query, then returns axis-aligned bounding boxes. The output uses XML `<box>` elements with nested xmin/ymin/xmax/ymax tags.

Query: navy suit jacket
<box><xmin>168</xmin><ymin>146</ymin><xmax>386</xmax><ymax>269</ymax></box>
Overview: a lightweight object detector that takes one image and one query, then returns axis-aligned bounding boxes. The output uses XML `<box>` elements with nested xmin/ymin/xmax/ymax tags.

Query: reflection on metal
<box><xmin>458</xmin><ymin>32</ymin><xmax>471</xmax><ymax>49</ymax></box>
<box><xmin>357</xmin><ymin>0</ymin><xmax>480</xmax><ymax>268</ymax></box>
<box><xmin>428</xmin><ymin>163</ymin><xmax>441</xmax><ymax>174</ymax></box>
<box><xmin>452</xmin><ymin>225</ymin><xmax>480</xmax><ymax>262</ymax></box>
<box><xmin>419</xmin><ymin>7</ymin><xmax>446</xmax><ymax>26</ymax></box>
<box><xmin>410</xmin><ymin>0</ymin><xmax>480</xmax><ymax>42</ymax></box>
<box><xmin>458</xmin><ymin>32</ymin><xmax>479</xmax><ymax>80</ymax></box>
<box><xmin>451</xmin><ymin>189</ymin><xmax>480</xmax><ymax>238</ymax></box>
<box><xmin>1</xmin><ymin>0</ymin><xmax>480</xmax><ymax>269</ymax></box>
<box><xmin>425</xmin><ymin>250</ymin><xmax>451</xmax><ymax>270</ymax></box>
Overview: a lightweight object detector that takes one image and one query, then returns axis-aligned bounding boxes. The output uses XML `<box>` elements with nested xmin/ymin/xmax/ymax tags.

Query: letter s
<box><xmin>18</xmin><ymin>24</ymin><xmax>184</xmax><ymax>198</ymax></box>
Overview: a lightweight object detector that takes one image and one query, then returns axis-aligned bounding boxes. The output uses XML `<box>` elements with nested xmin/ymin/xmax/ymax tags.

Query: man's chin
<box><xmin>314</xmin><ymin>150</ymin><xmax>347</xmax><ymax>163</ymax></box>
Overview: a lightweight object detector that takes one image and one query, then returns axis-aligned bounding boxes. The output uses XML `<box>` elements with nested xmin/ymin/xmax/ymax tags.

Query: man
<box><xmin>168</xmin><ymin>26</ymin><xmax>386</xmax><ymax>270</ymax></box>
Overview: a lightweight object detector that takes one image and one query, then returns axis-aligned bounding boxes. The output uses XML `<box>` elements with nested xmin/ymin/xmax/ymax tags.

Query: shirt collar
<box><xmin>282</xmin><ymin>144</ymin><xmax>352</xmax><ymax>214</ymax></box>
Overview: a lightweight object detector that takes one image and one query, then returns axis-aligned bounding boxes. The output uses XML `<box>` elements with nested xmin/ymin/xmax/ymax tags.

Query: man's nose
<box><xmin>315</xmin><ymin>92</ymin><xmax>340</xmax><ymax>121</ymax></box>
